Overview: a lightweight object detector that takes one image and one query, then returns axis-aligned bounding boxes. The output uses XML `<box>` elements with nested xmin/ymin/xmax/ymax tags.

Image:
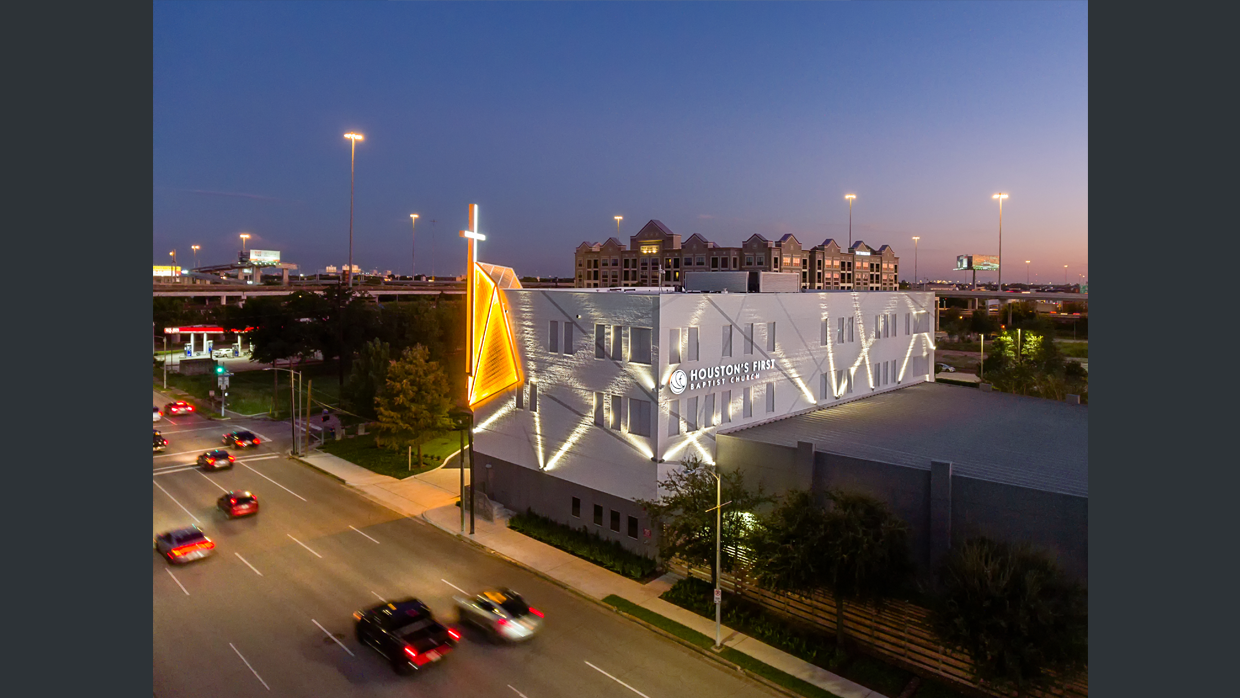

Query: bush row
<box><xmin>507</xmin><ymin>510</ymin><xmax>658</xmax><ymax>580</ymax></box>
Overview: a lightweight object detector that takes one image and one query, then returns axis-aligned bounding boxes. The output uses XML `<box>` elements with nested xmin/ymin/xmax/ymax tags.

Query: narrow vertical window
<box><xmin>847</xmin><ymin>317</ymin><xmax>854</xmax><ymax>343</ymax></box>
<box><xmin>610</xmin><ymin>395</ymin><xmax>622</xmax><ymax>430</ymax></box>
<box><xmin>594</xmin><ymin>392</ymin><xmax>605</xmax><ymax>426</ymax></box>
<box><xmin>837</xmin><ymin>317</ymin><xmax>844</xmax><ymax>344</ymax></box>
<box><xmin>875</xmin><ymin>315</ymin><xmax>880</xmax><ymax>339</ymax></box>
<box><xmin>627</xmin><ymin>515</ymin><xmax>639</xmax><ymax>539</ymax></box>
<box><xmin>630</xmin><ymin>327</ymin><xmax>652</xmax><ymax>364</ymax></box>
<box><xmin>704</xmin><ymin>393</ymin><xmax>716</xmax><ymax>427</ymax></box>
<box><xmin>743</xmin><ymin>386</ymin><xmax>752</xmax><ymax>418</ymax></box>
<box><xmin>529</xmin><ymin>382</ymin><xmax>538</xmax><ymax>412</ymax></box>
<box><xmin>835</xmin><ymin>370</ymin><xmax>844</xmax><ymax>396</ymax></box>
<box><xmin>571</xmin><ymin>497</ymin><xmax>581</xmax><ymax>518</ymax></box>
<box><xmin>766</xmin><ymin>382</ymin><xmax>775</xmax><ymax>412</ymax></box>
<box><xmin>669</xmin><ymin>328</ymin><xmax>681</xmax><ymax>364</ymax></box>
<box><xmin>821</xmin><ymin>319</ymin><xmax>828</xmax><ymax>346</ymax></box>
<box><xmin>744</xmin><ymin>323</ymin><xmax>754</xmax><ymax>354</ymax></box>
<box><xmin>516</xmin><ymin>382</ymin><xmax>524</xmax><ymax>409</ymax></box>
<box><xmin>595</xmin><ymin>324</ymin><xmax>607</xmax><ymax>359</ymax></box>
<box><xmin>593</xmin><ymin>504</ymin><xmax>603</xmax><ymax>526</ymax></box>
<box><xmin>668</xmin><ymin>399</ymin><xmax>680</xmax><ymax>436</ymax></box>
<box><xmin>549</xmin><ymin>321</ymin><xmax>559</xmax><ymax>353</ymax></box>
<box><xmin>722</xmin><ymin>325</ymin><xmax>733</xmax><ymax>357</ymax></box>
<box><xmin>721</xmin><ymin>390</ymin><xmax>731</xmax><ymax>423</ymax></box>
<box><xmin>686</xmin><ymin>396</ymin><xmax>698</xmax><ymax>431</ymax></box>
<box><xmin>610</xmin><ymin>510</ymin><xmax>621</xmax><ymax>532</ymax></box>
<box><xmin>688</xmin><ymin>327</ymin><xmax>699</xmax><ymax>362</ymax></box>
<box><xmin>767</xmin><ymin>322</ymin><xmax>776</xmax><ymax>351</ymax></box>
<box><xmin>612</xmin><ymin>325</ymin><xmax>623</xmax><ymax>361</ymax></box>
<box><xmin>821</xmin><ymin>374</ymin><xmax>829</xmax><ymax>400</ymax></box>
<box><xmin>905</xmin><ymin>313</ymin><xmax>910</xmax><ymax>336</ymax></box>
<box><xmin>629</xmin><ymin>398</ymin><xmax>651</xmax><ymax>437</ymax></box>
<box><xmin>563</xmin><ymin>322</ymin><xmax>574</xmax><ymax>354</ymax></box>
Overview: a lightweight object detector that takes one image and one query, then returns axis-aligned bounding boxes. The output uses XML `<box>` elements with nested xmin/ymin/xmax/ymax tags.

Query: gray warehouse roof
<box><xmin>728</xmin><ymin>383</ymin><xmax>1088</xmax><ymax>497</ymax></box>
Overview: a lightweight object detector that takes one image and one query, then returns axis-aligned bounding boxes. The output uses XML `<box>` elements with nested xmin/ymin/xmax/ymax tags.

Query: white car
<box><xmin>153</xmin><ymin>406</ymin><xmax>163</xmax><ymax>422</ymax></box>
<box><xmin>936</xmin><ymin>363</ymin><xmax>956</xmax><ymax>373</ymax></box>
<box><xmin>212</xmin><ymin>348</ymin><xmax>236</xmax><ymax>359</ymax></box>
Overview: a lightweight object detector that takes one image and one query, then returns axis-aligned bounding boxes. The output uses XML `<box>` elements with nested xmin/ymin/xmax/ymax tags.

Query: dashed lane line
<box><xmin>165</xmin><ymin>568</ymin><xmax>189</xmax><ymax>596</ymax></box>
<box><xmin>241</xmin><ymin>462</ymin><xmax>307</xmax><ymax>501</ymax></box>
<box><xmin>230</xmin><ymin>643</ymin><xmax>271</xmax><ymax>691</ymax></box>
<box><xmin>235</xmin><ymin>553</ymin><xmax>263</xmax><ymax>576</ymax></box>
<box><xmin>349</xmin><ymin>525</ymin><xmax>380</xmax><ymax>544</ymax></box>
<box><xmin>287</xmin><ymin>534</ymin><xmax>322</xmax><ymax>558</ymax></box>
<box><xmin>197</xmin><ymin>470</ymin><xmax>231</xmax><ymax>493</ymax></box>
<box><xmin>312</xmin><ymin>619</ymin><xmax>355</xmax><ymax>656</ymax></box>
<box><xmin>585</xmin><ymin>661</ymin><xmax>653</xmax><ymax>698</ymax></box>
<box><xmin>153</xmin><ymin>480</ymin><xmax>200</xmax><ymax>523</ymax></box>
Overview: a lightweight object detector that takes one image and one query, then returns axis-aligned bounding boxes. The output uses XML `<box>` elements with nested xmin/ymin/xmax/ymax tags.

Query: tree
<box><xmin>746</xmin><ymin>489</ymin><xmax>829</xmax><ymax>594</ymax></box>
<box><xmin>984</xmin><ymin>329</ymin><xmax>1087</xmax><ymax>400</ymax></box>
<box><xmin>969</xmin><ymin>309</ymin><xmax>1001</xmax><ymax>337</ymax></box>
<box><xmin>373</xmin><ymin>345</ymin><xmax>452</xmax><ymax>467</ymax></box>
<box><xmin>817</xmin><ymin>490</ymin><xmax>914</xmax><ymax>648</ymax></box>
<box><xmin>342</xmin><ymin>339</ymin><xmax>392</xmax><ymax>419</ymax></box>
<box><xmin>314</xmin><ymin>284</ymin><xmax>378</xmax><ymax>387</ymax></box>
<box><xmin>637</xmin><ymin>455</ymin><xmax>769</xmax><ymax>585</ymax></box>
<box><xmin>933</xmin><ymin>538</ymin><xmax>1088</xmax><ymax>697</ymax></box>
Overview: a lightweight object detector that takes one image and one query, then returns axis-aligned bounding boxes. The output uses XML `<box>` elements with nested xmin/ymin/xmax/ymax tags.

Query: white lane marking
<box><xmin>238</xmin><ymin>453</ymin><xmax>280</xmax><ymax>462</ymax></box>
<box><xmin>235</xmin><ymin>553</ymin><xmax>263</xmax><ymax>576</ymax></box>
<box><xmin>197</xmin><ymin>470</ymin><xmax>231</xmax><ymax>493</ymax></box>
<box><xmin>312</xmin><ymin>619</ymin><xmax>355</xmax><ymax>656</ymax></box>
<box><xmin>249</xmin><ymin>429</ymin><xmax>274</xmax><ymax>443</ymax></box>
<box><xmin>153</xmin><ymin>480</ymin><xmax>200</xmax><ymax>523</ymax></box>
<box><xmin>371</xmin><ymin>591</ymin><xmax>386</xmax><ymax>603</ymax></box>
<box><xmin>509</xmin><ymin>686</ymin><xmax>531</xmax><ymax>698</ymax></box>
<box><xmin>230</xmin><ymin>643</ymin><xmax>271</xmax><ymax>691</ymax></box>
<box><xmin>584</xmin><ymin>661</ymin><xmax>652</xmax><ymax>698</ymax></box>
<box><xmin>441</xmin><ymin>579</ymin><xmax>468</xmax><ymax>594</ymax></box>
<box><xmin>287</xmin><ymin>534</ymin><xmax>322</xmax><ymax>558</ymax></box>
<box><xmin>242</xmin><ymin>463</ymin><xmax>307</xmax><ymax>501</ymax></box>
<box><xmin>154</xmin><ymin>460</ymin><xmax>199</xmax><ymax>471</ymax></box>
<box><xmin>349</xmin><ymin>525</ymin><xmax>380</xmax><ymax>544</ymax></box>
<box><xmin>153</xmin><ymin>466</ymin><xmax>199</xmax><ymax>477</ymax></box>
<box><xmin>165</xmin><ymin>568</ymin><xmax>189</xmax><ymax>596</ymax></box>
<box><xmin>154</xmin><ymin>448</ymin><xmax>212</xmax><ymax>459</ymax></box>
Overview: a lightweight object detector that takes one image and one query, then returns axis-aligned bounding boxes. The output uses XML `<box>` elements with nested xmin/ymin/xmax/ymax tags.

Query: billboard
<box><xmin>153</xmin><ymin>265</ymin><xmax>181</xmax><ymax>277</ymax></box>
<box><xmin>955</xmin><ymin>255</ymin><xmax>999</xmax><ymax>271</ymax></box>
<box><xmin>249</xmin><ymin>249</ymin><xmax>281</xmax><ymax>264</ymax></box>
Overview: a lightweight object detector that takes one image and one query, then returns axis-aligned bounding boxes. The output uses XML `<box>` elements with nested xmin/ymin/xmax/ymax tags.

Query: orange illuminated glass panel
<box><xmin>467</xmin><ymin>263</ymin><xmax>522</xmax><ymax>407</ymax></box>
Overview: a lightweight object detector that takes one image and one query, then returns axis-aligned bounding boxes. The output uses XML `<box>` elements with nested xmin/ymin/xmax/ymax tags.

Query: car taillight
<box><xmin>403</xmin><ymin>645</ymin><xmax>418</xmax><ymax>659</ymax></box>
<box><xmin>228</xmin><ymin>456</ymin><xmax>235</xmax><ymax>462</ymax></box>
<box><xmin>228</xmin><ymin>499</ymin><xmax>236</xmax><ymax>506</ymax></box>
<box><xmin>529</xmin><ymin>607</ymin><xmax>544</xmax><ymax>619</ymax></box>
<box><xmin>252</xmin><ymin>438</ymin><xmax>260</xmax><ymax>444</ymax></box>
<box><xmin>447</xmin><ymin>628</ymin><xmax>461</xmax><ymax>641</ymax></box>
<box><xmin>496</xmin><ymin>618</ymin><xmax>509</xmax><ymax>627</ymax></box>
<box><xmin>171</xmin><ymin>540</ymin><xmax>214</xmax><ymax>556</ymax></box>
<box><xmin>187</xmin><ymin>406</ymin><xmax>194</xmax><ymax>411</ymax></box>
<box><xmin>353</xmin><ymin>612</ymin><xmax>363</xmax><ymax>621</ymax></box>
<box><xmin>207</xmin><ymin>459</ymin><xmax>215</xmax><ymax>465</ymax></box>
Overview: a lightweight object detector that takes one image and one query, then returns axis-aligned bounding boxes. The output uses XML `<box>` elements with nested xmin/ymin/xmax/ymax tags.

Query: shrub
<box><xmin>507</xmin><ymin>510</ymin><xmax>657</xmax><ymax>580</ymax></box>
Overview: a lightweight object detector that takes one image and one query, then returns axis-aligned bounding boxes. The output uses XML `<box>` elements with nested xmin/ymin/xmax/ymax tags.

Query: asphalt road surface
<box><xmin>153</xmin><ymin>398</ymin><xmax>780</xmax><ymax>698</ymax></box>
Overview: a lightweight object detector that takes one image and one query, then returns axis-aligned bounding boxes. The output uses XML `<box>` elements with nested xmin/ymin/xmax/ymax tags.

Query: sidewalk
<box><xmin>296</xmin><ymin>451</ymin><xmax>887</xmax><ymax>698</ymax></box>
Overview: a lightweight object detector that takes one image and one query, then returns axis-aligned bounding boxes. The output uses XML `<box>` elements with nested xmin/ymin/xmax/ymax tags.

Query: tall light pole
<box><xmin>191</xmin><ymin>245</ymin><xmax>200</xmax><ymax>270</ymax></box>
<box><xmin>409</xmin><ymin>214</ymin><xmax>419</xmax><ymax>278</ymax></box>
<box><xmin>1064</xmin><ymin>264</ymin><xmax>1068</xmax><ymax>285</ymax></box>
<box><xmin>992</xmin><ymin>193</ymin><xmax>1008</xmax><ymax>291</ymax></box>
<box><xmin>1026</xmin><ymin>260</ymin><xmax>1031</xmax><ymax>285</ymax></box>
<box><xmin>239</xmin><ymin>233</ymin><xmax>250</xmax><ymax>257</ymax></box>
<box><xmin>911</xmin><ymin>236</ymin><xmax>920</xmax><ymax>290</ymax></box>
<box><xmin>344</xmin><ymin>132</ymin><xmax>365</xmax><ymax>286</ymax></box>
<box><xmin>845</xmin><ymin>194</ymin><xmax>856</xmax><ymax>247</ymax></box>
<box><xmin>614</xmin><ymin>215</ymin><xmax>623</xmax><ymax>237</ymax></box>
<box><xmin>169</xmin><ymin>250</ymin><xmax>177</xmax><ymax>282</ymax></box>
<box><xmin>703</xmin><ymin>466</ymin><xmax>725</xmax><ymax>649</ymax></box>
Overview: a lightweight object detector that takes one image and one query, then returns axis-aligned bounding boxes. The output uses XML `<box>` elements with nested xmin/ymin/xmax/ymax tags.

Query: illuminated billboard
<box><xmin>249</xmin><ymin>249</ymin><xmax>281</xmax><ymax>264</ymax></box>
<box><xmin>955</xmin><ymin>255</ymin><xmax>999</xmax><ymax>271</ymax></box>
<box><xmin>153</xmin><ymin>265</ymin><xmax>181</xmax><ymax>277</ymax></box>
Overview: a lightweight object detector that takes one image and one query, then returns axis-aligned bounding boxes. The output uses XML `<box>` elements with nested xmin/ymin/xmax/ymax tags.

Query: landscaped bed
<box><xmin>318</xmin><ymin>430</ymin><xmax>465</xmax><ymax>479</ymax></box>
<box><xmin>507</xmin><ymin>510</ymin><xmax>658</xmax><ymax>581</ymax></box>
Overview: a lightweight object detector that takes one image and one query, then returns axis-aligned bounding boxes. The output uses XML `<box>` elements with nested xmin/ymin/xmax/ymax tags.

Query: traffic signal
<box><xmin>216</xmin><ymin>364</ymin><xmax>226</xmax><ymax>375</ymax></box>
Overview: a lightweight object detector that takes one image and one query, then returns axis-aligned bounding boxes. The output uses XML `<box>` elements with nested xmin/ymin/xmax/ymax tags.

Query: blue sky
<box><xmin>154</xmin><ymin>1</ymin><xmax>1087</xmax><ymax>284</ymax></box>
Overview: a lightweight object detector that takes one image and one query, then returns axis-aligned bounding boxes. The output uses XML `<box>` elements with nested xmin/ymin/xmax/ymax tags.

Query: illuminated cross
<box><xmin>460</xmin><ymin>204</ymin><xmax>486</xmax><ymax>377</ymax></box>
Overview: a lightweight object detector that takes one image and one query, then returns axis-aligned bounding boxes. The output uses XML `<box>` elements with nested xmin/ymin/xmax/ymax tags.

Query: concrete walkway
<box><xmin>296</xmin><ymin>450</ymin><xmax>886</xmax><ymax>698</ymax></box>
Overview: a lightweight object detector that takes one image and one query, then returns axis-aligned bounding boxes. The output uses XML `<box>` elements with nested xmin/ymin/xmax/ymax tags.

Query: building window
<box><xmin>744</xmin><ymin>323</ymin><xmax>754</xmax><ymax>354</ymax></box>
<box><xmin>564</xmin><ymin>322</ymin><xmax>574</xmax><ymax>354</ymax></box>
<box><xmin>529</xmin><ymin>382</ymin><xmax>538</xmax><ymax>412</ymax></box>
<box><xmin>757</xmin><ymin>254</ymin><xmax>765</xmax><ymax>266</ymax></box>
<box><xmin>847</xmin><ymin>370</ymin><xmax>854</xmax><ymax>394</ymax></box>
<box><xmin>596</xmin><ymin>324</ymin><xmax>607</xmax><ymax>359</ymax></box>
<box><xmin>688</xmin><ymin>327</ymin><xmax>699</xmax><ymax>362</ymax></box>
<box><xmin>883</xmin><ymin>361</ymin><xmax>889</xmax><ymax>386</ymax></box>
<box><xmin>743</xmin><ymin>386</ymin><xmax>752</xmax><ymax>418</ymax></box>
<box><xmin>594</xmin><ymin>392</ymin><xmax>605</xmax><ymax>426</ymax></box>
<box><xmin>732</xmin><ymin>256</ymin><xmax>739</xmax><ymax>269</ymax></box>
<box><xmin>612</xmin><ymin>324</ymin><xmax>623</xmax><ymax>360</ymax></box>
<box><xmin>627</xmin><ymin>515</ymin><xmax>639</xmax><ymax>539</ymax></box>
<box><xmin>745</xmin><ymin>255</ymin><xmax>754</xmax><ymax>266</ymax></box>
<box><xmin>721</xmin><ymin>325</ymin><xmax>733</xmax><ymax>357</ymax></box>
<box><xmin>821</xmin><ymin>318</ymin><xmax>828</xmax><ymax>346</ymax></box>
<box><xmin>821</xmin><ymin>373</ymin><xmax>830</xmax><ymax>400</ymax></box>
<box><xmin>516</xmin><ymin>382</ymin><xmax>525</xmax><ymax>409</ymax></box>
<box><xmin>686</xmin><ymin>396</ymin><xmax>698</xmax><ymax>431</ymax></box>
<box><xmin>668</xmin><ymin>399</ymin><xmax>680</xmax><ymax>436</ymax></box>
<box><xmin>610</xmin><ymin>395</ymin><xmax>622</xmax><ymax>430</ymax></box>
<box><xmin>836</xmin><ymin>317</ymin><xmax>844</xmax><ymax>344</ymax></box>
<box><xmin>847</xmin><ymin>317</ymin><xmax>854</xmax><ymax>343</ymax></box>
<box><xmin>669</xmin><ymin>328</ymin><xmax>681</xmax><ymax>364</ymax></box>
<box><xmin>549</xmin><ymin>320</ymin><xmax>559</xmax><ymax>353</ymax></box>
<box><xmin>835</xmin><ymin>370</ymin><xmax>844</xmax><ymax>397</ymax></box>
<box><xmin>629</xmin><ymin>398</ymin><xmax>651</xmax><ymax>437</ymax></box>
<box><xmin>905</xmin><ymin>313</ymin><xmax>910</xmax><ymax>336</ymax></box>
<box><xmin>572</xmin><ymin>497</ymin><xmax>581</xmax><ymax>518</ymax></box>
<box><xmin>766</xmin><ymin>382</ymin><xmax>775</xmax><ymax>412</ymax></box>
<box><xmin>711</xmin><ymin>257</ymin><xmax>719</xmax><ymax>269</ymax></box>
<box><xmin>683</xmin><ymin>256</ymin><xmax>692</xmax><ymax>268</ymax></box>
<box><xmin>696</xmin><ymin>256</ymin><xmax>705</xmax><ymax>266</ymax></box>
<box><xmin>704</xmin><ymin>393</ymin><xmax>716</xmax><ymax>427</ymax></box>
<box><xmin>630</xmin><ymin>327</ymin><xmax>652</xmax><ymax>364</ymax></box>
<box><xmin>610</xmin><ymin>510</ymin><xmax>621</xmax><ymax>532</ymax></box>
<box><xmin>766</xmin><ymin>322</ymin><xmax>776</xmax><ymax>351</ymax></box>
<box><xmin>594</xmin><ymin>504</ymin><xmax>603</xmax><ymax>526</ymax></box>
<box><xmin>721</xmin><ymin>390</ymin><xmax>731</xmax><ymax>423</ymax></box>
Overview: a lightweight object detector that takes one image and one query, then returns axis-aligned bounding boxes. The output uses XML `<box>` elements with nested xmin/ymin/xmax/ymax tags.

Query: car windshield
<box><xmin>235</xmin><ymin>431</ymin><xmax>255</xmax><ymax>439</ymax></box>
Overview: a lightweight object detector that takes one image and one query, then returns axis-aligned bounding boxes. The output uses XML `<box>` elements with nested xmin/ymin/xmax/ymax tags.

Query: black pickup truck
<box><xmin>354</xmin><ymin>599</ymin><xmax>460</xmax><ymax>674</ymax></box>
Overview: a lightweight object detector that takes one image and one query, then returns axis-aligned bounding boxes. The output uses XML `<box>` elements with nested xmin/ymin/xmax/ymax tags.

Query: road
<box><xmin>153</xmin><ymin>397</ymin><xmax>779</xmax><ymax>698</ymax></box>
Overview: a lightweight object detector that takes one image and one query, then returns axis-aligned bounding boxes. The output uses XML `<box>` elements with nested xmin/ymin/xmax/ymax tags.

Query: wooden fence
<box><xmin>671</xmin><ymin>561</ymin><xmax>1087</xmax><ymax>698</ymax></box>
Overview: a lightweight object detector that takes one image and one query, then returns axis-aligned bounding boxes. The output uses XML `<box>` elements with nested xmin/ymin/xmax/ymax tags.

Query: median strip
<box><xmin>602</xmin><ymin>595</ymin><xmax>844</xmax><ymax>698</ymax></box>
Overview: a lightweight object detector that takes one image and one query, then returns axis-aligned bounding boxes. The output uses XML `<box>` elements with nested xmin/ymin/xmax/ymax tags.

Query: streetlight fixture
<box><xmin>911</xmin><ymin>236</ymin><xmax>920</xmax><ymax>290</ymax></box>
<box><xmin>1026</xmin><ymin>260</ymin><xmax>1031</xmax><ymax>285</ymax></box>
<box><xmin>263</xmin><ymin>366</ymin><xmax>306</xmax><ymax>456</ymax></box>
<box><xmin>614</xmin><ymin>215</ymin><xmax>623</xmax><ymax>237</ymax></box>
<box><xmin>191</xmin><ymin>245</ymin><xmax>200</xmax><ymax>270</ymax></box>
<box><xmin>239</xmin><ymin>233</ymin><xmax>250</xmax><ymax>257</ymax></box>
<box><xmin>700</xmin><ymin>462</ymin><xmax>732</xmax><ymax>650</ymax></box>
<box><xmin>992</xmin><ymin>193</ymin><xmax>1008</xmax><ymax>291</ymax></box>
<box><xmin>1064</xmin><ymin>264</ymin><xmax>1068</xmax><ymax>285</ymax></box>
<box><xmin>409</xmin><ymin>214</ymin><xmax>419</xmax><ymax>279</ymax></box>
<box><xmin>845</xmin><ymin>194</ymin><xmax>856</xmax><ymax>247</ymax></box>
<box><xmin>344</xmin><ymin>132</ymin><xmax>365</xmax><ymax>286</ymax></box>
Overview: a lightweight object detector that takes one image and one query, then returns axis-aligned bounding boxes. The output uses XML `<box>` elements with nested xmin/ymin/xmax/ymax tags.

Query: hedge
<box><xmin>507</xmin><ymin>509</ymin><xmax>658</xmax><ymax>580</ymax></box>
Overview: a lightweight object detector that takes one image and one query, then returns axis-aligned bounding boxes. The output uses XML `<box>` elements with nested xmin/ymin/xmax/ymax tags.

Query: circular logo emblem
<box><xmin>669</xmin><ymin>369</ymin><xmax>687</xmax><ymax>395</ymax></box>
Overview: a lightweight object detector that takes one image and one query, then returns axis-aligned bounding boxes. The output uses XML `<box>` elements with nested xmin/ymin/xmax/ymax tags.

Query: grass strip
<box><xmin>319</xmin><ymin>432</ymin><xmax>445</xmax><ymax>479</ymax></box>
<box><xmin>602</xmin><ymin>595</ymin><xmax>843</xmax><ymax>698</ymax></box>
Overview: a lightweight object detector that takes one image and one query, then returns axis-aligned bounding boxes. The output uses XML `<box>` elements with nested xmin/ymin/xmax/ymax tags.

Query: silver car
<box><xmin>155</xmin><ymin>525</ymin><xmax>215</xmax><ymax>564</ymax></box>
<box><xmin>452</xmin><ymin>588</ymin><xmax>544</xmax><ymax>643</ymax></box>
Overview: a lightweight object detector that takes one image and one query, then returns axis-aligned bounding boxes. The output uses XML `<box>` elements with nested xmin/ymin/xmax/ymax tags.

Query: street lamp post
<box><xmin>191</xmin><ymin>245</ymin><xmax>200</xmax><ymax>271</ymax></box>
<box><xmin>344</xmin><ymin>132</ymin><xmax>365</xmax><ymax>287</ymax></box>
<box><xmin>1026</xmin><ymin>260</ymin><xmax>1031</xmax><ymax>285</ymax></box>
<box><xmin>911</xmin><ymin>236</ymin><xmax>920</xmax><ymax>290</ymax></box>
<box><xmin>845</xmin><ymin>194</ymin><xmax>856</xmax><ymax>247</ymax></box>
<box><xmin>239</xmin><ymin>233</ymin><xmax>250</xmax><ymax>257</ymax></box>
<box><xmin>409</xmin><ymin>214</ymin><xmax>419</xmax><ymax>279</ymax></box>
<box><xmin>264</xmin><ymin>367</ymin><xmax>304</xmax><ymax>456</ymax></box>
<box><xmin>992</xmin><ymin>193</ymin><xmax>1008</xmax><ymax>291</ymax></box>
<box><xmin>614</xmin><ymin>215</ymin><xmax>622</xmax><ymax>238</ymax></box>
<box><xmin>1064</xmin><ymin>264</ymin><xmax>1068</xmax><ymax>285</ymax></box>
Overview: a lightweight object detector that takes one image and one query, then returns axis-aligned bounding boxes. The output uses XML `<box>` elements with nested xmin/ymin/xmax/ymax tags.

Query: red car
<box><xmin>218</xmin><ymin>490</ymin><xmax>259</xmax><ymax>518</ymax></box>
<box><xmin>164</xmin><ymin>401</ymin><xmax>195</xmax><ymax>415</ymax></box>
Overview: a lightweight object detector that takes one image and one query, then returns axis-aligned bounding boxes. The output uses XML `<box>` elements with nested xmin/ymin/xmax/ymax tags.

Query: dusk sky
<box><xmin>153</xmin><ymin>1</ymin><xmax>1087</xmax><ymax>284</ymax></box>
